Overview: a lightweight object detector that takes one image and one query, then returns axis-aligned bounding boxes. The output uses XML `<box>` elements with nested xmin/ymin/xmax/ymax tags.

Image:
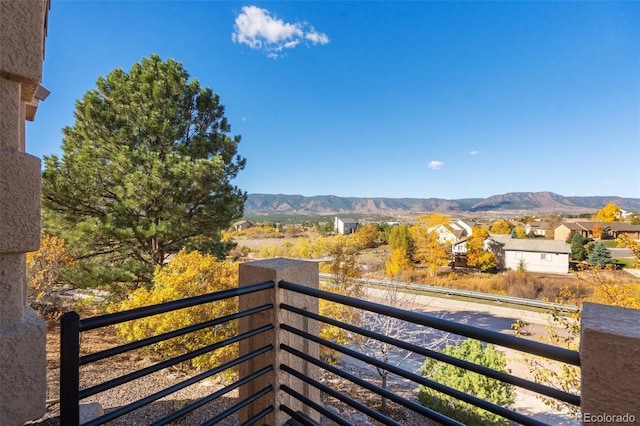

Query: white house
<box><xmin>452</xmin><ymin>235</ymin><xmax>570</xmax><ymax>273</ymax></box>
<box><xmin>334</xmin><ymin>217</ymin><xmax>358</xmax><ymax>235</ymax></box>
<box><xmin>429</xmin><ymin>219</ymin><xmax>473</xmax><ymax>246</ymax></box>
<box><xmin>233</xmin><ymin>220</ymin><xmax>256</xmax><ymax>231</ymax></box>
<box><xmin>450</xmin><ymin>219</ymin><xmax>473</xmax><ymax>237</ymax></box>
<box><xmin>490</xmin><ymin>235</ymin><xmax>570</xmax><ymax>274</ymax></box>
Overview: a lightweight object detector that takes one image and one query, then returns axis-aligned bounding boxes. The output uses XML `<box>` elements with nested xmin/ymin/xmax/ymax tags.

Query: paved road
<box><xmin>359</xmin><ymin>288</ymin><xmax>579</xmax><ymax>425</ymax></box>
<box><xmin>609</xmin><ymin>247</ymin><xmax>633</xmax><ymax>258</ymax></box>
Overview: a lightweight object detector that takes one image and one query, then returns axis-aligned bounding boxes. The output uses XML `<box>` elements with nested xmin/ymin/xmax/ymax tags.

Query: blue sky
<box><xmin>28</xmin><ymin>1</ymin><xmax>640</xmax><ymax>199</ymax></box>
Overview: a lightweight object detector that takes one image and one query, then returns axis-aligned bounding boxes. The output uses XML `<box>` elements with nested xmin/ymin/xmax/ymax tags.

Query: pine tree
<box><xmin>42</xmin><ymin>55</ymin><xmax>246</xmax><ymax>288</ymax></box>
<box><xmin>587</xmin><ymin>242</ymin><xmax>613</xmax><ymax>267</ymax></box>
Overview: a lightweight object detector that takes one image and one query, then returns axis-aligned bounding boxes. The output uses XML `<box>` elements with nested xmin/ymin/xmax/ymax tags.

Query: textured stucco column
<box><xmin>580</xmin><ymin>303</ymin><xmax>640</xmax><ymax>424</ymax></box>
<box><xmin>238</xmin><ymin>259</ymin><xmax>320</xmax><ymax>425</ymax></box>
<box><xmin>0</xmin><ymin>1</ymin><xmax>48</xmax><ymax>424</ymax></box>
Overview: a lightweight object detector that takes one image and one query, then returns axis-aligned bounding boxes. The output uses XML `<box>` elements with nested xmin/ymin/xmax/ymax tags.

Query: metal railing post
<box><xmin>60</xmin><ymin>311</ymin><xmax>81</xmax><ymax>426</ymax></box>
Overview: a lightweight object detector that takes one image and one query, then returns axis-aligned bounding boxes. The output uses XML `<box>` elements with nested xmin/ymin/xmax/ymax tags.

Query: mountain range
<box><xmin>244</xmin><ymin>192</ymin><xmax>640</xmax><ymax>216</ymax></box>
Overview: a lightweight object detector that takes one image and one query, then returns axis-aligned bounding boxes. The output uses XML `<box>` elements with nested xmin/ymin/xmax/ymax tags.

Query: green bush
<box><xmin>419</xmin><ymin>339</ymin><xmax>515</xmax><ymax>425</ymax></box>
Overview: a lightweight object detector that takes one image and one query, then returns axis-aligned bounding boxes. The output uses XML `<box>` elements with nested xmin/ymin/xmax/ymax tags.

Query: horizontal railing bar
<box><xmin>239</xmin><ymin>406</ymin><xmax>274</xmax><ymax>426</ymax></box>
<box><xmin>80</xmin><ymin>325</ymin><xmax>272</xmax><ymax>399</ymax></box>
<box><xmin>280</xmin><ymin>280</ymin><xmax>580</xmax><ymax>366</ymax></box>
<box><xmin>282</xmin><ymin>365</ymin><xmax>402</xmax><ymax>426</ymax></box>
<box><xmin>150</xmin><ymin>365</ymin><xmax>273</xmax><ymax>426</ymax></box>
<box><xmin>82</xmin><ymin>346</ymin><xmax>273</xmax><ymax>426</ymax></box>
<box><xmin>281</xmin><ymin>343</ymin><xmax>464</xmax><ymax>426</ymax></box>
<box><xmin>281</xmin><ymin>404</ymin><xmax>333</xmax><ymax>426</ymax></box>
<box><xmin>79</xmin><ymin>281</ymin><xmax>275</xmax><ymax>331</ymax></box>
<box><xmin>282</xmin><ymin>303</ymin><xmax>580</xmax><ymax>406</ymax></box>
<box><xmin>200</xmin><ymin>385</ymin><xmax>273</xmax><ymax>426</ymax></box>
<box><xmin>282</xmin><ymin>325</ymin><xmax>550</xmax><ymax>426</ymax></box>
<box><xmin>81</xmin><ymin>304</ymin><xmax>273</xmax><ymax>365</ymax></box>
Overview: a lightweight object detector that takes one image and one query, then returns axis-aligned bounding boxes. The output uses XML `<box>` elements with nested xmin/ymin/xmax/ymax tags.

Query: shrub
<box><xmin>26</xmin><ymin>235</ymin><xmax>75</xmax><ymax>318</ymax></box>
<box><xmin>419</xmin><ymin>339</ymin><xmax>515</xmax><ymax>425</ymax></box>
<box><xmin>110</xmin><ymin>250</ymin><xmax>239</xmax><ymax>371</ymax></box>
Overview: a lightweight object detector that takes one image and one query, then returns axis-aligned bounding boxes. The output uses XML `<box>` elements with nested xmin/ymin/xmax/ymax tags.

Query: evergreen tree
<box><xmin>570</xmin><ymin>232</ymin><xmax>587</xmax><ymax>261</ymax></box>
<box><xmin>571</xmin><ymin>242</ymin><xmax>587</xmax><ymax>261</ymax></box>
<box><xmin>587</xmin><ymin>242</ymin><xmax>613</xmax><ymax>267</ymax></box>
<box><xmin>42</xmin><ymin>55</ymin><xmax>246</xmax><ymax>288</ymax></box>
<box><xmin>419</xmin><ymin>339</ymin><xmax>515</xmax><ymax>425</ymax></box>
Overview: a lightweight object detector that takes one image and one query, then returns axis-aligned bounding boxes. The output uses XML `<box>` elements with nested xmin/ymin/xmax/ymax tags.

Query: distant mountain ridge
<box><xmin>245</xmin><ymin>192</ymin><xmax>640</xmax><ymax>215</ymax></box>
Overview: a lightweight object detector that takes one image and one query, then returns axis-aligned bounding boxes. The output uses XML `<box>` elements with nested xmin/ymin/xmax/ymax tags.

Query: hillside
<box><xmin>244</xmin><ymin>192</ymin><xmax>640</xmax><ymax>216</ymax></box>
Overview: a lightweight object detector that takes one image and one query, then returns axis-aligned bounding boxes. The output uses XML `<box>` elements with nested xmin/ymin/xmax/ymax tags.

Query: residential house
<box><xmin>450</xmin><ymin>219</ymin><xmax>474</xmax><ymax>237</ymax></box>
<box><xmin>452</xmin><ymin>235</ymin><xmax>570</xmax><ymax>273</ymax></box>
<box><xmin>524</xmin><ymin>221</ymin><xmax>553</xmax><ymax>237</ymax></box>
<box><xmin>233</xmin><ymin>220</ymin><xmax>256</xmax><ymax>232</ymax></box>
<box><xmin>451</xmin><ymin>238</ymin><xmax>468</xmax><ymax>256</ymax></box>
<box><xmin>334</xmin><ymin>217</ymin><xmax>358</xmax><ymax>235</ymax></box>
<box><xmin>490</xmin><ymin>235</ymin><xmax>570</xmax><ymax>274</ymax></box>
<box><xmin>554</xmin><ymin>221</ymin><xmax>640</xmax><ymax>241</ymax></box>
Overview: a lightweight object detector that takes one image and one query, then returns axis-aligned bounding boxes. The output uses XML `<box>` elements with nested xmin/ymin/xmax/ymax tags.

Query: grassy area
<box><xmin>601</xmin><ymin>240</ymin><xmax>619</xmax><ymax>248</ymax></box>
<box><xmin>615</xmin><ymin>258</ymin><xmax>637</xmax><ymax>269</ymax></box>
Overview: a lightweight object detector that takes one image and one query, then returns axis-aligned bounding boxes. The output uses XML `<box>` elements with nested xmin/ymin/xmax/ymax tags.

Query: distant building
<box><xmin>524</xmin><ymin>221</ymin><xmax>553</xmax><ymax>237</ymax></box>
<box><xmin>452</xmin><ymin>235</ymin><xmax>571</xmax><ymax>274</ymax></box>
<box><xmin>233</xmin><ymin>220</ymin><xmax>256</xmax><ymax>232</ymax></box>
<box><xmin>554</xmin><ymin>221</ymin><xmax>640</xmax><ymax>241</ymax></box>
<box><xmin>334</xmin><ymin>217</ymin><xmax>358</xmax><ymax>235</ymax></box>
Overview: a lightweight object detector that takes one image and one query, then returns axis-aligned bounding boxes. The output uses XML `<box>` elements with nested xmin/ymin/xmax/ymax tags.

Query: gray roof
<box><xmin>338</xmin><ymin>218</ymin><xmax>358</xmax><ymax>224</ymax></box>
<box><xmin>489</xmin><ymin>235</ymin><xmax>571</xmax><ymax>254</ymax></box>
<box><xmin>557</xmin><ymin>221</ymin><xmax>640</xmax><ymax>232</ymax></box>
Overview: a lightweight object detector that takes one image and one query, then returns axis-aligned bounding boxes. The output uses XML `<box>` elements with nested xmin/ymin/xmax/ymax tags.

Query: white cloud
<box><xmin>470</xmin><ymin>150</ymin><xmax>479</xmax><ymax>155</ymax></box>
<box><xmin>232</xmin><ymin>6</ymin><xmax>329</xmax><ymax>58</ymax></box>
<box><xmin>306</xmin><ymin>29</ymin><xmax>329</xmax><ymax>44</ymax></box>
<box><xmin>428</xmin><ymin>160</ymin><xmax>444</xmax><ymax>170</ymax></box>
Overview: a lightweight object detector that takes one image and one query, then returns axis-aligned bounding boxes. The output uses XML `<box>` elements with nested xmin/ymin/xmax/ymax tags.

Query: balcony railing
<box><xmin>58</xmin><ymin>258</ymin><xmax>637</xmax><ymax>425</ymax></box>
<box><xmin>60</xmin><ymin>281</ymin><xmax>276</xmax><ymax>426</ymax></box>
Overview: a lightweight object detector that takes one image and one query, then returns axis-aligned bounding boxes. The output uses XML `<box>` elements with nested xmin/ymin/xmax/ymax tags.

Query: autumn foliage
<box><xmin>110</xmin><ymin>250</ymin><xmax>239</xmax><ymax>371</ymax></box>
<box><xmin>26</xmin><ymin>235</ymin><xmax>74</xmax><ymax>315</ymax></box>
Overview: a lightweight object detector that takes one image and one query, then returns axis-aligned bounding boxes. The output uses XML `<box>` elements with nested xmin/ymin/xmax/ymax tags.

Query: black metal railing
<box><xmin>59</xmin><ymin>280</ymin><xmax>275</xmax><ymax>426</ymax></box>
<box><xmin>278</xmin><ymin>280</ymin><xmax>580</xmax><ymax>426</ymax></box>
<box><xmin>60</xmin><ymin>274</ymin><xmax>582</xmax><ymax>425</ymax></box>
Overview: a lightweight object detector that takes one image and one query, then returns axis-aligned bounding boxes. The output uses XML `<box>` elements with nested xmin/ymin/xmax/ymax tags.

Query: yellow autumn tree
<box><xmin>616</xmin><ymin>234</ymin><xmax>640</xmax><ymax>264</ymax></box>
<box><xmin>111</xmin><ymin>250</ymin><xmax>239</xmax><ymax>371</ymax></box>
<box><xmin>385</xmin><ymin>247</ymin><xmax>413</xmax><ymax>277</ymax></box>
<box><xmin>466</xmin><ymin>227</ymin><xmax>497</xmax><ymax>271</ymax></box>
<box><xmin>410</xmin><ymin>226</ymin><xmax>449</xmax><ymax>277</ymax></box>
<box><xmin>594</xmin><ymin>203</ymin><xmax>621</xmax><ymax>222</ymax></box>
<box><xmin>26</xmin><ymin>235</ymin><xmax>74</xmax><ymax>303</ymax></box>
<box><xmin>414</xmin><ymin>213</ymin><xmax>450</xmax><ymax>228</ymax></box>
<box><xmin>490</xmin><ymin>219</ymin><xmax>512</xmax><ymax>235</ymax></box>
<box><xmin>354</xmin><ymin>223</ymin><xmax>381</xmax><ymax>249</ymax></box>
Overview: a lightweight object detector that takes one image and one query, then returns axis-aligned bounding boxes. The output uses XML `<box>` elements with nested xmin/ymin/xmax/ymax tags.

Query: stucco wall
<box><xmin>504</xmin><ymin>250</ymin><xmax>569</xmax><ymax>274</ymax></box>
<box><xmin>0</xmin><ymin>1</ymin><xmax>49</xmax><ymax>424</ymax></box>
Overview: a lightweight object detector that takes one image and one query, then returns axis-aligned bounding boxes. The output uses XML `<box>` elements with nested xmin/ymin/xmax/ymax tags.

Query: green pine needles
<box><xmin>419</xmin><ymin>339</ymin><xmax>515</xmax><ymax>425</ymax></box>
<box><xmin>42</xmin><ymin>55</ymin><xmax>246</xmax><ymax>290</ymax></box>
